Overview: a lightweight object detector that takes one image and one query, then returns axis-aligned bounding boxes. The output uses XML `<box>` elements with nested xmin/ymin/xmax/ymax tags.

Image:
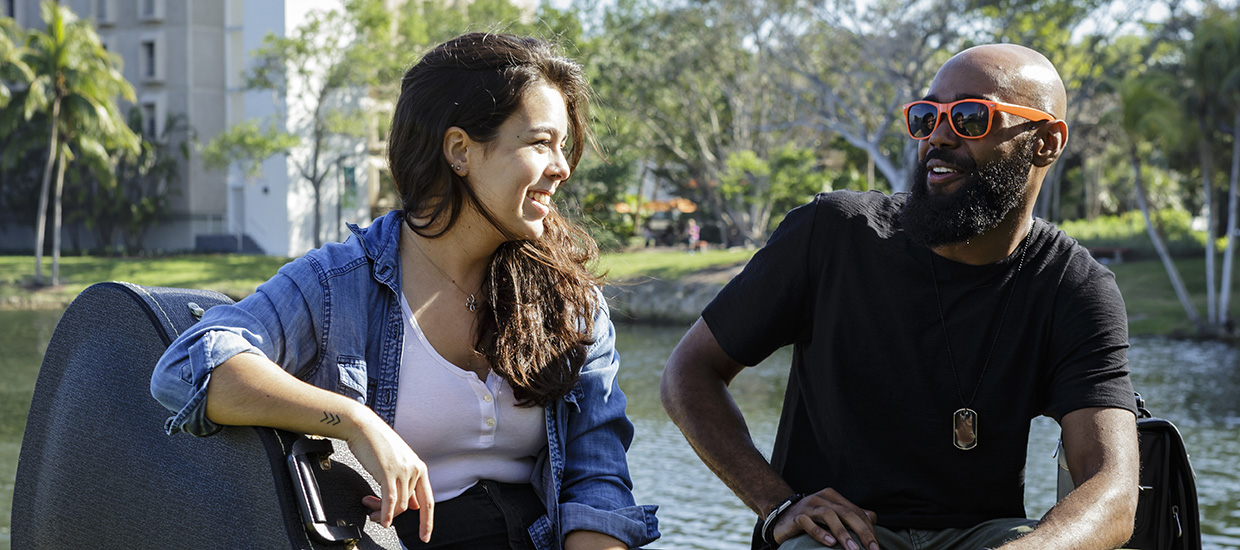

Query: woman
<box><xmin>151</xmin><ymin>33</ymin><xmax>659</xmax><ymax>550</ymax></box>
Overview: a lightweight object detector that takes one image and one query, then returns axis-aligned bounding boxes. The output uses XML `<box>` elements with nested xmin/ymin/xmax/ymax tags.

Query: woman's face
<box><xmin>464</xmin><ymin>82</ymin><xmax>571</xmax><ymax>241</ymax></box>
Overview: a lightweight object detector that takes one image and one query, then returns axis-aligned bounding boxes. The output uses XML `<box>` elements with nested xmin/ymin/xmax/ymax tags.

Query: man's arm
<box><xmin>999</xmin><ymin>407</ymin><xmax>1139</xmax><ymax>550</ymax></box>
<box><xmin>661</xmin><ymin>319</ymin><xmax>785</xmax><ymax>514</ymax></box>
<box><xmin>661</xmin><ymin>319</ymin><xmax>879</xmax><ymax>550</ymax></box>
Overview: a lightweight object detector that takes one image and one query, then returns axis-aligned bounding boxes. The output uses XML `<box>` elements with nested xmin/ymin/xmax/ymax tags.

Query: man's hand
<box><xmin>771</xmin><ymin>488</ymin><xmax>879</xmax><ymax>550</ymax></box>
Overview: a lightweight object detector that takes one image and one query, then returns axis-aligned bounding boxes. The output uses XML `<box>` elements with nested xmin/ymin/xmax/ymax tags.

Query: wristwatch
<box><xmin>761</xmin><ymin>493</ymin><xmax>804</xmax><ymax>546</ymax></box>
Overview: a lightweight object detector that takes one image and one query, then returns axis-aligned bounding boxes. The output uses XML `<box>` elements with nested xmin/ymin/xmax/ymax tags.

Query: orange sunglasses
<box><xmin>903</xmin><ymin>99</ymin><xmax>1055</xmax><ymax>140</ymax></box>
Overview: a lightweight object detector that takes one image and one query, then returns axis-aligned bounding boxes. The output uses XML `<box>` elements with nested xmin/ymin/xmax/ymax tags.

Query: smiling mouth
<box><xmin>930</xmin><ymin>166</ymin><xmax>960</xmax><ymax>175</ymax></box>
<box><xmin>527</xmin><ymin>190</ymin><xmax>551</xmax><ymax>206</ymax></box>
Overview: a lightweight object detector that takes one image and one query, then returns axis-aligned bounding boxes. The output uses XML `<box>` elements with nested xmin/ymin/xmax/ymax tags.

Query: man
<box><xmin>661</xmin><ymin>44</ymin><xmax>1139</xmax><ymax>550</ymax></box>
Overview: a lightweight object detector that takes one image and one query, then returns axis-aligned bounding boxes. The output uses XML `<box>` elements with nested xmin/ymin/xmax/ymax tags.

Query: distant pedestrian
<box><xmin>687</xmin><ymin>218</ymin><xmax>701</xmax><ymax>253</ymax></box>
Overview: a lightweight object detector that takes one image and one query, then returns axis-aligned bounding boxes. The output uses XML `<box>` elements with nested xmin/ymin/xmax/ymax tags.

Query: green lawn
<box><xmin>1109</xmin><ymin>257</ymin><xmax>1240</xmax><ymax>337</ymax></box>
<box><xmin>0</xmin><ymin>255</ymin><xmax>293</xmax><ymax>304</ymax></box>
<box><xmin>0</xmin><ymin>249</ymin><xmax>756</xmax><ymax>307</ymax></box>
<box><xmin>596</xmin><ymin>247</ymin><xmax>757</xmax><ymax>280</ymax></box>
<box><xmin>1</xmin><ymin>251</ymin><xmax>1235</xmax><ymax>338</ymax></box>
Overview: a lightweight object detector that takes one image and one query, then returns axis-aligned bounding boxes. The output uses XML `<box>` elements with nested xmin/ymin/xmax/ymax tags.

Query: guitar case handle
<box><xmin>287</xmin><ymin>436</ymin><xmax>364</xmax><ymax>546</ymax></box>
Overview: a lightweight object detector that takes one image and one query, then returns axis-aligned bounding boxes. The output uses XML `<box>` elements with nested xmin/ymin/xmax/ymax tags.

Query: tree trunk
<box><xmin>51</xmin><ymin>144</ymin><xmax>68</xmax><ymax>285</ymax></box>
<box><xmin>1132</xmin><ymin>145</ymin><xmax>1204</xmax><ymax>333</ymax></box>
<box><xmin>1220</xmin><ymin>111</ymin><xmax>1240</xmax><ymax>333</ymax></box>
<box><xmin>1049</xmin><ymin>158</ymin><xmax>1069</xmax><ymax>222</ymax></box>
<box><xmin>1199</xmin><ymin>118</ymin><xmax>1218</xmax><ymax>326</ymax></box>
<box><xmin>34</xmin><ymin>96</ymin><xmax>61</xmax><ymax>286</ymax></box>
<box><xmin>313</xmin><ymin>178</ymin><xmax>323</xmax><ymax>249</ymax></box>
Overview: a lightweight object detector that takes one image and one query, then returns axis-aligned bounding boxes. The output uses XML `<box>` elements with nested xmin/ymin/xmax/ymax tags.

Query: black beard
<box><xmin>899</xmin><ymin>136</ymin><xmax>1037</xmax><ymax>248</ymax></box>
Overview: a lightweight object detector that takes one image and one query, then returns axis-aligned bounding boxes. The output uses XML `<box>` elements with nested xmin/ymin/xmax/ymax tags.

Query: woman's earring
<box><xmin>453</xmin><ymin>163</ymin><xmax>462</xmax><ymax>172</ymax></box>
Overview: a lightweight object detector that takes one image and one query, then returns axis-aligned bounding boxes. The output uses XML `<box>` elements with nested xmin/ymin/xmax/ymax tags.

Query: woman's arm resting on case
<box><xmin>205</xmin><ymin>352</ymin><xmax>436</xmax><ymax>542</ymax></box>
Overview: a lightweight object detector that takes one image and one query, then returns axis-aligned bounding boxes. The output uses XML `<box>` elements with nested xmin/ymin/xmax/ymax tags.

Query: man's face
<box><xmin>901</xmin><ymin>134</ymin><xmax>1036</xmax><ymax>248</ymax></box>
<box><xmin>899</xmin><ymin>59</ymin><xmax>1043</xmax><ymax>248</ymax></box>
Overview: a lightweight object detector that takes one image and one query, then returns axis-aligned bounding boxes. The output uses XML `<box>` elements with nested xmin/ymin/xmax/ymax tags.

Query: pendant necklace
<box><xmin>929</xmin><ymin>227</ymin><xmax>1031</xmax><ymax>451</ymax></box>
<box><xmin>405</xmin><ymin>220</ymin><xmax>482</xmax><ymax>312</ymax></box>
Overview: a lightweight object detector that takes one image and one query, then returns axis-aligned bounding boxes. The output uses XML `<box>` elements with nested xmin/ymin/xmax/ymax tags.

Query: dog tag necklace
<box><xmin>929</xmin><ymin>229</ymin><xmax>1030</xmax><ymax>451</ymax></box>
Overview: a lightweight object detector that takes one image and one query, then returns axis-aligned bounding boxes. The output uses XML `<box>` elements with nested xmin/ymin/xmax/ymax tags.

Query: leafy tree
<box><xmin>1</xmin><ymin>17</ymin><xmax>33</xmax><ymax>109</ymax></box>
<box><xmin>718</xmin><ymin>145</ymin><xmax>831</xmax><ymax>237</ymax></box>
<box><xmin>1159</xmin><ymin>4</ymin><xmax>1240</xmax><ymax>331</ymax></box>
<box><xmin>590</xmin><ymin>0</ymin><xmax>820</xmax><ymax>246</ymax></box>
<box><xmin>1117</xmin><ymin>70</ymin><xmax>1203</xmax><ymax>333</ymax></box>
<box><xmin>239</xmin><ymin>8</ymin><xmax>368</xmax><ymax>250</ymax></box>
<box><xmin>770</xmin><ymin>0</ymin><xmax>969</xmax><ymax>193</ymax></box>
<box><xmin>1185</xmin><ymin>5</ymin><xmax>1240</xmax><ymax>331</ymax></box>
<box><xmin>69</xmin><ymin>109</ymin><xmax>191</xmax><ymax>254</ymax></box>
<box><xmin>0</xmin><ymin>17</ymin><xmax>37</xmax><ymax>223</ymax></box>
<box><xmin>18</xmin><ymin>1</ymin><xmax>139</xmax><ymax>285</ymax></box>
<box><xmin>202</xmin><ymin>119</ymin><xmax>301</xmax><ymax>178</ymax></box>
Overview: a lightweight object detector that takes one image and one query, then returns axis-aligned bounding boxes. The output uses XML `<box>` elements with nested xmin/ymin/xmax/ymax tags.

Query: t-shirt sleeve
<box><xmin>702</xmin><ymin>199</ymin><xmax>819</xmax><ymax>366</ymax></box>
<box><xmin>1044</xmin><ymin>256</ymin><xmax>1136</xmax><ymax>420</ymax></box>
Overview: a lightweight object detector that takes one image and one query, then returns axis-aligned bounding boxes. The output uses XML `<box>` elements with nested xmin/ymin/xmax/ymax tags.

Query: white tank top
<box><xmin>392</xmin><ymin>294</ymin><xmax>547</xmax><ymax>502</ymax></box>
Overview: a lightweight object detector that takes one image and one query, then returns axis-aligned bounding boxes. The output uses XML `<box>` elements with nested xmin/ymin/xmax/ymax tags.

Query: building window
<box><xmin>141</xmin><ymin>41</ymin><xmax>156</xmax><ymax>78</ymax></box>
<box><xmin>139</xmin><ymin>0</ymin><xmax>163</xmax><ymax>21</ymax></box>
<box><xmin>141</xmin><ymin>103</ymin><xmax>158</xmax><ymax>137</ymax></box>
<box><xmin>3</xmin><ymin>0</ymin><xmax>15</xmax><ymax>18</ymax></box>
<box><xmin>96</xmin><ymin>0</ymin><xmax>115</xmax><ymax>26</ymax></box>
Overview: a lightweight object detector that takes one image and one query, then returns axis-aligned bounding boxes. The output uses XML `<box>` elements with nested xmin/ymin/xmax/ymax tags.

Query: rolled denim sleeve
<box><xmin>559</xmin><ymin>299</ymin><xmax>660</xmax><ymax>547</ymax></box>
<box><xmin>150</xmin><ymin>269</ymin><xmax>321</xmax><ymax>437</ymax></box>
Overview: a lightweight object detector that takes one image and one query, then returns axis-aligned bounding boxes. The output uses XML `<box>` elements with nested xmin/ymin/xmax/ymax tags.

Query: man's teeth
<box><xmin>931</xmin><ymin>167</ymin><xmax>958</xmax><ymax>174</ymax></box>
<box><xmin>528</xmin><ymin>192</ymin><xmax>551</xmax><ymax>205</ymax></box>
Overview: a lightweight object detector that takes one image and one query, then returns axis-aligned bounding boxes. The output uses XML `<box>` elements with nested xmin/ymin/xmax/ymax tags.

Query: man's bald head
<box><xmin>935</xmin><ymin>44</ymin><xmax>1067</xmax><ymax>119</ymax></box>
<box><xmin>902</xmin><ymin>44</ymin><xmax>1071</xmax><ymax>254</ymax></box>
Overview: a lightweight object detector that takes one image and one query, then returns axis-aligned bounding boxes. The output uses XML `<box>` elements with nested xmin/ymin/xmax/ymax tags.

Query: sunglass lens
<box><xmin>951</xmin><ymin>101</ymin><xmax>991</xmax><ymax>137</ymax></box>
<box><xmin>907</xmin><ymin>103</ymin><xmax>938</xmax><ymax>138</ymax></box>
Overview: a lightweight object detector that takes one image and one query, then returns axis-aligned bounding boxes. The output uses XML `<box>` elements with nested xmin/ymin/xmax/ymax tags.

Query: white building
<box><xmin>5</xmin><ymin>0</ymin><xmax>372</xmax><ymax>257</ymax></box>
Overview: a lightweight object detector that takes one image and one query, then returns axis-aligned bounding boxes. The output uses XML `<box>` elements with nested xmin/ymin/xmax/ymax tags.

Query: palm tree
<box><xmin>1195</xmin><ymin>9</ymin><xmax>1240</xmax><ymax>333</ymax></box>
<box><xmin>1</xmin><ymin>19</ymin><xmax>34</xmax><ymax>109</ymax></box>
<box><xmin>1118</xmin><ymin>71</ymin><xmax>1204</xmax><ymax>334</ymax></box>
<box><xmin>22</xmin><ymin>1</ymin><xmax>138</xmax><ymax>285</ymax></box>
<box><xmin>1182</xmin><ymin>5</ymin><xmax>1240</xmax><ymax>330</ymax></box>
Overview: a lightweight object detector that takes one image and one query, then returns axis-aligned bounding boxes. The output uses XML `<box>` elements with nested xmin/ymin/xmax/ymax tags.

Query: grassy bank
<box><xmin>1</xmin><ymin>251</ymin><xmax>1235</xmax><ymax>337</ymax></box>
<box><xmin>0</xmin><ymin>249</ymin><xmax>756</xmax><ymax>307</ymax></box>
<box><xmin>0</xmin><ymin>255</ymin><xmax>292</xmax><ymax>307</ymax></box>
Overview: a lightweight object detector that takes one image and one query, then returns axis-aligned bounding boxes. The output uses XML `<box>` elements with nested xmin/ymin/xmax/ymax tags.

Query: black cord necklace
<box><xmin>929</xmin><ymin>227</ymin><xmax>1032</xmax><ymax>451</ymax></box>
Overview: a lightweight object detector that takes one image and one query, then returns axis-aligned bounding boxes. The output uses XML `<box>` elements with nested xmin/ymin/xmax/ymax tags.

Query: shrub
<box><xmin>1057</xmin><ymin>210</ymin><xmax>1206</xmax><ymax>261</ymax></box>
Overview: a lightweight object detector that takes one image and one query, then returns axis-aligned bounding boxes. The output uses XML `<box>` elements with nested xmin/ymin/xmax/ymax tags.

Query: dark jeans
<box><xmin>394</xmin><ymin>480</ymin><xmax>544</xmax><ymax>550</ymax></box>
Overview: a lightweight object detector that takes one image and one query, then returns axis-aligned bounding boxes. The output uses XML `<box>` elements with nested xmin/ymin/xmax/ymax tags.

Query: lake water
<box><xmin>2</xmin><ymin>309</ymin><xmax>1238</xmax><ymax>549</ymax></box>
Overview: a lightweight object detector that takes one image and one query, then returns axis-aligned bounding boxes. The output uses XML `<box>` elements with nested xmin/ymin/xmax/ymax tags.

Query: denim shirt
<box><xmin>151</xmin><ymin>210</ymin><xmax>659</xmax><ymax>549</ymax></box>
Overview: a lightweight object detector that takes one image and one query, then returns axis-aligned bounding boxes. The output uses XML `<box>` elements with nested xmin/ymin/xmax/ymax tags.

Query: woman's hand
<box><xmin>349</xmin><ymin>411</ymin><xmax>435</xmax><ymax>542</ymax></box>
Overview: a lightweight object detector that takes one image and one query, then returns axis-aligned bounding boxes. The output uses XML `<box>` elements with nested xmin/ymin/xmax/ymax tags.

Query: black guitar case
<box><xmin>12</xmin><ymin>281</ymin><xmax>401</xmax><ymax>549</ymax></box>
<box><xmin>1056</xmin><ymin>392</ymin><xmax>1202</xmax><ymax>550</ymax></box>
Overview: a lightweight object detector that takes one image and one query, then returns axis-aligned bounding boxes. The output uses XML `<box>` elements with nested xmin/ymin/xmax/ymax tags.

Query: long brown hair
<box><xmin>386</xmin><ymin>33</ymin><xmax>602</xmax><ymax>406</ymax></box>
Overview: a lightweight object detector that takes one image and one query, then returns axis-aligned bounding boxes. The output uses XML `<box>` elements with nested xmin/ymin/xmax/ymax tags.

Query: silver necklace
<box><xmin>405</xmin><ymin>220</ymin><xmax>481</xmax><ymax>312</ymax></box>
<box><xmin>929</xmin><ymin>229</ymin><xmax>1031</xmax><ymax>451</ymax></box>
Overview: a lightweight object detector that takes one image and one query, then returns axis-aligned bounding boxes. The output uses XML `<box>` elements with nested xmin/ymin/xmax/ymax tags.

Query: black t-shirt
<box><xmin>702</xmin><ymin>190</ymin><xmax>1135</xmax><ymax>530</ymax></box>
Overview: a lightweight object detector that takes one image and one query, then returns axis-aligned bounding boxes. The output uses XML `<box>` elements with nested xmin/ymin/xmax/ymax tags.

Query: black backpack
<box><xmin>13</xmin><ymin>282</ymin><xmax>401</xmax><ymax>549</ymax></box>
<box><xmin>1056</xmin><ymin>393</ymin><xmax>1202</xmax><ymax>550</ymax></box>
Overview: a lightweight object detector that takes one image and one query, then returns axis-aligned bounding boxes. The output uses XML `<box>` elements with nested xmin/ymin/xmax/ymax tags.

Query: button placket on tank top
<box><xmin>469</xmin><ymin>372</ymin><xmax>498</xmax><ymax>447</ymax></box>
